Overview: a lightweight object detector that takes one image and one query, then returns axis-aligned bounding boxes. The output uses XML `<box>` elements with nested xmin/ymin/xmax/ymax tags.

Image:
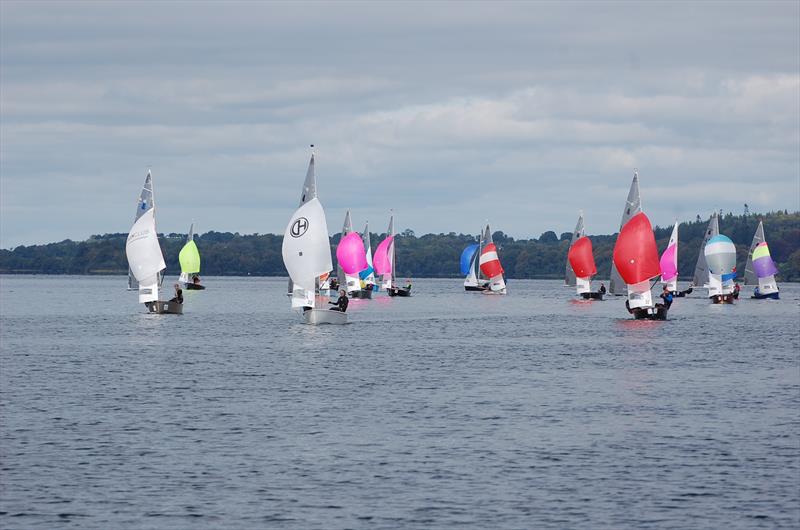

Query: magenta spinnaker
<box><xmin>373</xmin><ymin>235</ymin><xmax>394</xmax><ymax>275</ymax></box>
<box><xmin>336</xmin><ymin>232</ymin><xmax>368</xmax><ymax>275</ymax></box>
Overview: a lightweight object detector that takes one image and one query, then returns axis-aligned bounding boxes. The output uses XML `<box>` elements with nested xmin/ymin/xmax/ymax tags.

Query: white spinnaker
<box><xmin>126</xmin><ymin>208</ymin><xmax>166</xmax><ymax>303</ymax></box>
<box><xmin>282</xmin><ymin>198</ymin><xmax>333</xmax><ymax>309</ymax></box>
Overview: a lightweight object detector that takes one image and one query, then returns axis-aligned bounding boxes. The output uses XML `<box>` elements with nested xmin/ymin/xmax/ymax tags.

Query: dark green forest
<box><xmin>2</xmin><ymin>211</ymin><xmax>799</xmax><ymax>281</ymax></box>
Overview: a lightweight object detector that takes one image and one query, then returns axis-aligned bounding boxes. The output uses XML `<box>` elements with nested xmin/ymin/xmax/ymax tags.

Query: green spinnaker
<box><xmin>179</xmin><ymin>240</ymin><xmax>201</xmax><ymax>274</ymax></box>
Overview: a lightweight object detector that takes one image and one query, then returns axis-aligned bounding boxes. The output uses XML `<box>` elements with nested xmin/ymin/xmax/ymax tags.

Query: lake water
<box><xmin>1</xmin><ymin>276</ymin><xmax>798</xmax><ymax>529</ymax></box>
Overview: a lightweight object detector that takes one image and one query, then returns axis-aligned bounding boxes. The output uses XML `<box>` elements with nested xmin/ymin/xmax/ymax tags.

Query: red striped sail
<box><xmin>567</xmin><ymin>236</ymin><xmax>597</xmax><ymax>278</ymax></box>
<box><xmin>612</xmin><ymin>212</ymin><xmax>660</xmax><ymax>285</ymax></box>
<box><xmin>479</xmin><ymin>243</ymin><xmax>504</xmax><ymax>278</ymax></box>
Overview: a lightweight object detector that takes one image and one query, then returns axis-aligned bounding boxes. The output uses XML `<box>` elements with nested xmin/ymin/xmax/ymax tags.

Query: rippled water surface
<box><xmin>1</xmin><ymin>276</ymin><xmax>799</xmax><ymax>528</ymax></box>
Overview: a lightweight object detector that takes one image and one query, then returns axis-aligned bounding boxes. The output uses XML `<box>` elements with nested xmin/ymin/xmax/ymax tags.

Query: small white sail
<box><xmin>126</xmin><ymin>208</ymin><xmax>166</xmax><ymax>303</ymax></box>
<box><xmin>282</xmin><ymin>198</ymin><xmax>333</xmax><ymax>309</ymax></box>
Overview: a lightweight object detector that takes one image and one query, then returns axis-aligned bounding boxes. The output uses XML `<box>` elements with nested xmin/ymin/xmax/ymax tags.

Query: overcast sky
<box><xmin>2</xmin><ymin>1</ymin><xmax>798</xmax><ymax>248</ymax></box>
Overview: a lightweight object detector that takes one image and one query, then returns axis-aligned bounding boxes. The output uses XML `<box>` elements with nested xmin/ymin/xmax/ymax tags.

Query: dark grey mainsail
<box><xmin>288</xmin><ymin>149</ymin><xmax>318</xmax><ymax>295</ymax></box>
<box><xmin>691</xmin><ymin>213</ymin><xmax>719</xmax><ymax>287</ymax></box>
<box><xmin>128</xmin><ymin>170</ymin><xmax>157</xmax><ymax>290</ymax></box>
<box><xmin>565</xmin><ymin>212</ymin><xmax>585</xmax><ymax>287</ymax></box>
<box><xmin>744</xmin><ymin>220</ymin><xmax>765</xmax><ymax>285</ymax></box>
<box><xmin>608</xmin><ymin>170</ymin><xmax>642</xmax><ymax>295</ymax></box>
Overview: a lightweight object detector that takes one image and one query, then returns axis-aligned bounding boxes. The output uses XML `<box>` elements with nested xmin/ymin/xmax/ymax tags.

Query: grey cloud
<box><xmin>1</xmin><ymin>1</ymin><xmax>798</xmax><ymax>248</ymax></box>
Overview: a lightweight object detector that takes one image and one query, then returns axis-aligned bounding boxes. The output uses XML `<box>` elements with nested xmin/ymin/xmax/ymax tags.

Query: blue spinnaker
<box><xmin>460</xmin><ymin>244</ymin><xmax>479</xmax><ymax>275</ymax></box>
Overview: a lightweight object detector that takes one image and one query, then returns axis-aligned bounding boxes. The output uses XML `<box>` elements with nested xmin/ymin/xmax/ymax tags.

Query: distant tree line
<box><xmin>2</xmin><ymin>210</ymin><xmax>799</xmax><ymax>281</ymax></box>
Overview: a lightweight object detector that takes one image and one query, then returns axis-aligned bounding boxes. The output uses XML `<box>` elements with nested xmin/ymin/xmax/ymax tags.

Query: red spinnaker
<box><xmin>479</xmin><ymin>243</ymin><xmax>504</xmax><ymax>278</ymax></box>
<box><xmin>567</xmin><ymin>236</ymin><xmax>597</xmax><ymax>278</ymax></box>
<box><xmin>612</xmin><ymin>212</ymin><xmax>660</xmax><ymax>285</ymax></box>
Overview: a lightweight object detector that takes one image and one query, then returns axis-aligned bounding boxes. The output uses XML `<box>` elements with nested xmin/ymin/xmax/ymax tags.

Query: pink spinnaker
<box><xmin>336</xmin><ymin>232</ymin><xmax>368</xmax><ymax>274</ymax></box>
<box><xmin>659</xmin><ymin>243</ymin><xmax>678</xmax><ymax>282</ymax></box>
<box><xmin>373</xmin><ymin>236</ymin><xmax>394</xmax><ymax>275</ymax></box>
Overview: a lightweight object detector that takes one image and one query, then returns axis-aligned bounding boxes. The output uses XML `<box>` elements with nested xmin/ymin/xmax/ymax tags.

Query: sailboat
<box><xmin>178</xmin><ymin>223</ymin><xmax>204</xmax><ymax>290</ymax></box>
<box><xmin>613</xmin><ymin>211</ymin><xmax>667</xmax><ymax>319</ymax></box>
<box><xmin>704</xmin><ymin>234</ymin><xmax>737</xmax><ymax>304</ymax></box>
<box><xmin>282</xmin><ymin>148</ymin><xmax>345</xmax><ymax>325</ymax></box>
<box><xmin>479</xmin><ymin>223</ymin><xmax>507</xmax><ymax>295</ymax></box>
<box><xmin>125</xmin><ymin>170</ymin><xmax>181</xmax><ymax>314</ymax></box>
<box><xmin>659</xmin><ymin>221</ymin><xmax>691</xmax><ymax>297</ymax></box>
<box><xmin>359</xmin><ymin>221</ymin><xmax>377</xmax><ymax>293</ymax></box>
<box><xmin>375</xmin><ymin>214</ymin><xmax>411</xmax><ymax>297</ymax></box>
<box><xmin>462</xmin><ymin>229</ymin><xmax>488</xmax><ymax>291</ymax></box>
<box><xmin>336</xmin><ymin>211</ymin><xmax>372</xmax><ymax>299</ymax></box>
<box><xmin>127</xmin><ymin>171</ymin><xmax>163</xmax><ymax>291</ymax></box>
<box><xmin>608</xmin><ymin>169</ymin><xmax>642</xmax><ymax>296</ymax></box>
<box><xmin>690</xmin><ymin>213</ymin><xmax>719</xmax><ymax>289</ymax></box>
<box><xmin>565</xmin><ymin>212</ymin><xmax>603</xmax><ymax>300</ymax></box>
<box><xmin>744</xmin><ymin>220</ymin><xmax>780</xmax><ymax>299</ymax></box>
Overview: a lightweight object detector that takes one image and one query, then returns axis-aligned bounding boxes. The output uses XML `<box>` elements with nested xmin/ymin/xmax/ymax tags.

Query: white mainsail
<box><xmin>127</xmin><ymin>170</ymin><xmax>162</xmax><ymax>290</ymax></box>
<box><xmin>126</xmin><ymin>207</ymin><xmax>166</xmax><ymax>304</ymax></box>
<box><xmin>288</xmin><ymin>152</ymin><xmax>318</xmax><ymax>296</ymax></box>
<box><xmin>282</xmin><ymin>198</ymin><xmax>333</xmax><ymax>309</ymax></box>
<box><xmin>691</xmin><ymin>213</ymin><xmax>719</xmax><ymax>288</ymax></box>
<box><xmin>609</xmin><ymin>170</ymin><xmax>642</xmax><ymax>295</ymax></box>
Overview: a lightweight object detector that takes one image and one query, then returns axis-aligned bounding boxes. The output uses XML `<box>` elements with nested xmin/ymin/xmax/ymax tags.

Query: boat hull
<box><xmin>350</xmin><ymin>289</ymin><xmax>373</xmax><ymax>299</ymax></box>
<box><xmin>465</xmin><ymin>284</ymin><xmax>488</xmax><ymax>292</ymax></box>
<box><xmin>670</xmin><ymin>287</ymin><xmax>692</xmax><ymax>297</ymax></box>
<box><xmin>388</xmin><ymin>287</ymin><xmax>412</xmax><ymax>297</ymax></box>
<box><xmin>146</xmin><ymin>301</ymin><xmax>184</xmax><ymax>314</ymax></box>
<box><xmin>627</xmin><ymin>303</ymin><xmax>668</xmax><ymax>320</ymax></box>
<box><xmin>580</xmin><ymin>292</ymin><xmax>604</xmax><ymax>300</ymax></box>
<box><xmin>303</xmin><ymin>308</ymin><xmax>348</xmax><ymax>325</ymax></box>
<box><xmin>752</xmin><ymin>291</ymin><xmax>780</xmax><ymax>300</ymax></box>
<box><xmin>710</xmin><ymin>294</ymin><xmax>735</xmax><ymax>304</ymax></box>
<box><xmin>184</xmin><ymin>283</ymin><xmax>205</xmax><ymax>290</ymax></box>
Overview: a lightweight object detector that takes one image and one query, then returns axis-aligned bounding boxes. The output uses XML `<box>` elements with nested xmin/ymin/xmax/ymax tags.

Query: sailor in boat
<box><xmin>732</xmin><ymin>282</ymin><xmax>740</xmax><ymax>299</ymax></box>
<box><xmin>405</xmin><ymin>279</ymin><xmax>412</xmax><ymax>291</ymax></box>
<box><xmin>329</xmin><ymin>289</ymin><xmax>349</xmax><ymax>312</ymax></box>
<box><xmin>659</xmin><ymin>285</ymin><xmax>673</xmax><ymax>309</ymax></box>
<box><xmin>599</xmin><ymin>282</ymin><xmax>607</xmax><ymax>295</ymax></box>
<box><xmin>192</xmin><ymin>274</ymin><xmax>201</xmax><ymax>286</ymax></box>
<box><xmin>170</xmin><ymin>283</ymin><xmax>184</xmax><ymax>305</ymax></box>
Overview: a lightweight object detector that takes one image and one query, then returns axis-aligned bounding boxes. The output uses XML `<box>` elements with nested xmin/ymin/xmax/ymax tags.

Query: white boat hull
<box><xmin>303</xmin><ymin>308</ymin><xmax>348</xmax><ymax>325</ymax></box>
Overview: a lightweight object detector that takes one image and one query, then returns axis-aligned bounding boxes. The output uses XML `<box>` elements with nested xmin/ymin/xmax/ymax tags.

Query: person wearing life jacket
<box><xmin>169</xmin><ymin>283</ymin><xmax>184</xmax><ymax>304</ymax></box>
<box><xmin>659</xmin><ymin>285</ymin><xmax>673</xmax><ymax>309</ymax></box>
<box><xmin>329</xmin><ymin>289</ymin><xmax>349</xmax><ymax>312</ymax></box>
